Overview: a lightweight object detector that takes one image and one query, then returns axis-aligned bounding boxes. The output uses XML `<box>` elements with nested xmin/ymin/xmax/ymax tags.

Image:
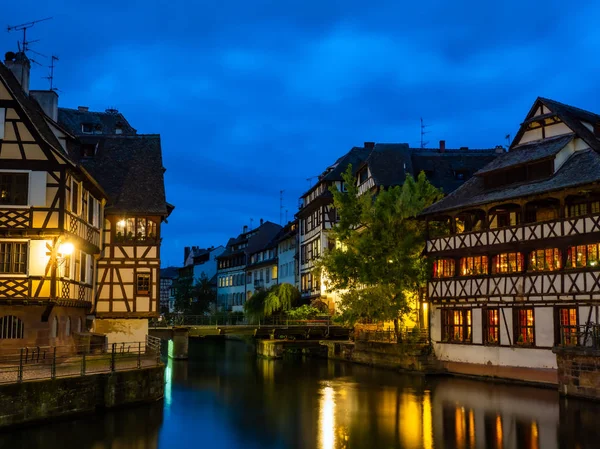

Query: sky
<box><xmin>3</xmin><ymin>1</ymin><xmax>600</xmax><ymax>267</ymax></box>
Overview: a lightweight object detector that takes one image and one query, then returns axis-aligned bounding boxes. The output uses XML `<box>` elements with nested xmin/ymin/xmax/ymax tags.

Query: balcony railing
<box><xmin>559</xmin><ymin>324</ymin><xmax>600</xmax><ymax>349</ymax></box>
<box><xmin>428</xmin><ymin>269</ymin><xmax>600</xmax><ymax>299</ymax></box>
<box><xmin>0</xmin><ymin>207</ymin><xmax>31</xmax><ymax>229</ymax></box>
<box><xmin>357</xmin><ymin>177</ymin><xmax>375</xmax><ymax>196</ymax></box>
<box><xmin>66</xmin><ymin>212</ymin><xmax>100</xmax><ymax>248</ymax></box>
<box><xmin>427</xmin><ymin>213</ymin><xmax>600</xmax><ymax>253</ymax></box>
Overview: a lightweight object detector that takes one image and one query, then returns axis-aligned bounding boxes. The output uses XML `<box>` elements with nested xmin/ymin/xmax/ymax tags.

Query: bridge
<box><xmin>148</xmin><ymin>316</ymin><xmax>351</xmax><ymax>360</ymax></box>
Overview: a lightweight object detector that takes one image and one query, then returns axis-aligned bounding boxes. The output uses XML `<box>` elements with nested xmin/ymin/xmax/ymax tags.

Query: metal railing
<box><xmin>0</xmin><ymin>336</ymin><xmax>162</xmax><ymax>384</ymax></box>
<box><xmin>355</xmin><ymin>327</ymin><xmax>429</xmax><ymax>344</ymax></box>
<box><xmin>150</xmin><ymin>315</ymin><xmax>333</xmax><ymax>328</ymax></box>
<box><xmin>560</xmin><ymin>324</ymin><xmax>600</xmax><ymax>348</ymax></box>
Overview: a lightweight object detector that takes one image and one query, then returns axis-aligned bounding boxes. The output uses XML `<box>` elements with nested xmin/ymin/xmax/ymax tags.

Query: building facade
<box><xmin>276</xmin><ymin>220</ymin><xmax>298</xmax><ymax>288</ymax></box>
<box><xmin>298</xmin><ymin>142</ymin><xmax>499</xmax><ymax>312</ymax></box>
<box><xmin>0</xmin><ymin>55</ymin><xmax>107</xmax><ymax>350</ymax></box>
<box><xmin>421</xmin><ymin>97</ymin><xmax>600</xmax><ymax>382</ymax></box>
<box><xmin>182</xmin><ymin>245</ymin><xmax>225</xmax><ymax>282</ymax></box>
<box><xmin>159</xmin><ymin>267</ymin><xmax>178</xmax><ymax>313</ymax></box>
<box><xmin>216</xmin><ymin>220</ymin><xmax>281</xmax><ymax>312</ymax></box>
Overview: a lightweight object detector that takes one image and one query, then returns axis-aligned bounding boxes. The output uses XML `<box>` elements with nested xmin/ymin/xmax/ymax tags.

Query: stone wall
<box><xmin>352</xmin><ymin>341</ymin><xmax>442</xmax><ymax>372</ymax></box>
<box><xmin>554</xmin><ymin>346</ymin><xmax>600</xmax><ymax>399</ymax></box>
<box><xmin>0</xmin><ymin>365</ymin><xmax>164</xmax><ymax>427</ymax></box>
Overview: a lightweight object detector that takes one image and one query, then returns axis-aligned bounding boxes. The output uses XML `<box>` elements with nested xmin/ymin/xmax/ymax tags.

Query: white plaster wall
<box><xmin>29</xmin><ymin>171</ymin><xmax>47</xmax><ymax>206</ymax></box>
<box><xmin>29</xmin><ymin>239</ymin><xmax>50</xmax><ymax>276</ymax></box>
<box><xmin>434</xmin><ymin>343</ymin><xmax>557</xmax><ymax>369</ymax></box>
<box><xmin>519</xmin><ymin>128</ymin><xmax>543</xmax><ymax>144</ymax></box>
<box><xmin>535</xmin><ymin>307</ymin><xmax>554</xmax><ymax>347</ymax></box>
<box><xmin>544</xmin><ymin>122</ymin><xmax>572</xmax><ymax>138</ymax></box>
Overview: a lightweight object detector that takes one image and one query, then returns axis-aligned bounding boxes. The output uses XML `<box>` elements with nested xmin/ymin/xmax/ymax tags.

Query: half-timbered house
<box><xmin>57</xmin><ymin>108</ymin><xmax>172</xmax><ymax>344</ymax></box>
<box><xmin>421</xmin><ymin>97</ymin><xmax>600</xmax><ymax>383</ymax></box>
<box><xmin>0</xmin><ymin>53</ymin><xmax>107</xmax><ymax>349</ymax></box>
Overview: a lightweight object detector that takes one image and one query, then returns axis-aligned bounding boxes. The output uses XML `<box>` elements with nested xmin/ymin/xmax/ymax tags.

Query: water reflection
<box><xmin>2</xmin><ymin>340</ymin><xmax>600</xmax><ymax>449</ymax></box>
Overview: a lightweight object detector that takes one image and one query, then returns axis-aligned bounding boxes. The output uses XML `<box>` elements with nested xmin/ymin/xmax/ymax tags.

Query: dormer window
<box><xmin>82</xmin><ymin>123</ymin><xmax>93</xmax><ymax>134</ymax></box>
<box><xmin>81</xmin><ymin>144</ymin><xmax>95</xmax><ymax>158</ymax></box>
<box><xmin>358</xmin><ymin>169</ymin><xmax>368</xmax><ymax>184</ymax></box>
<box><xmin>115</xmin><ymin>122</ymin><xmax>123</xmax><ymax>135</ymax></box>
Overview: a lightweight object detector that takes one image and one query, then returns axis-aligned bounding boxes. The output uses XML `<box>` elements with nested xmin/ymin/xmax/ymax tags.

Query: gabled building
<box><xmin>216</xmin><ymin>220</ymin><xmax>281</xmax><ymax>312</ymax></box>
<box><xmin>246</xmin><ymin>239</ymin><xmax>278</xmax><ymax>299</ymax></box>
<box><xmin>0</xmin><ymin>53</ymin><xmax>108</xmax><ymax>349</ymax></box>
<box><xmin>56</xmin><ymin>109</ymin><xmax>172</xmax><ymax>343</ymax></box>
<box><xmin>182</xmin><ymin>245</ymin><xmax>225</xmax><ymax>281</ymax></box>
<box><xmin>159</xmin><ymin>266</ymin><xmax>179</xmax><ymax>313</ymax></box>
<box><xmin>298</xmin><ymin>142</ymin><xmax>499</xmax><ymax>312</ymax></box>
<box><xmin>420</xmin><ymin>97</ymin><xmax>600</xmax><ymax>383</ymax></box>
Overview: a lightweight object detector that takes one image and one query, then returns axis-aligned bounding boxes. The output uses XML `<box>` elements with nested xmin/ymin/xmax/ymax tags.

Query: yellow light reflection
<box><xmin>531</xmin><ymin>421</ymin><xmax>539</xmax><ymax>449</ymax></box>
<box><xmin>399</xmin><ymin>392</ymin><xmax>421</xmax><ymax>448</ymax></box>
<box><xmin>468</xmin><ymin>409</ymin><xmax>475</xmax><ymax>448</ymax></box>
<box><xmin>319</xmin><ymin>386</ymin><xmax>335</xmax><ymax>449</ymax></box>
<box><xmin>422</xmin><ymin>391</ymin><xmax>433</xmax><ymax>449</ymax></box>
<box><xmin>496</xmin><ymin>415</ymin><xmax>503</xmax><ymax>449</ymax></box>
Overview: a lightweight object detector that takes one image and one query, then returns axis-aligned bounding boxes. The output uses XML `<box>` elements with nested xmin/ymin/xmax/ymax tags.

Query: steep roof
<box><xmin>475</xmin><ymin>134</ymin><xmax>573</xmax><ymax>175</ymax></box>
<box><xmin>218</xmin><ymin>221</ymin><xmax>283</xmax><ymax>259</ymax></box>
<box><xmin>75</xmin><ymin>135</ymin><xmax>169</xmax><ymax>216</ymax></box>
<box><xmin>0</xmin><ymin>62</ymin><xmax>71</xmax><ymax>162</ymax></box>
<box><xmin>58</xmin><ymin>107</ymin><xmax>137</xmax><ymax>136</ymax></box>
<box><xmin>422</xmin><ymin>149</ymin><xmax>600</xmax><ymax>215</ymax></box>
<box><xmin>160</xmin><ymin>266</ymin><xmax>180</xmax><ymax>279</ymax></box>
<box><xmin>361</xmin><ymin>144</ymin><xmax>499</xmax><ymax>194</ymax></box>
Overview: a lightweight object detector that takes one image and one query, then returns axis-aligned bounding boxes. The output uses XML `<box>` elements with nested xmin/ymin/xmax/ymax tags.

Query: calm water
<box><xmin>1</xmin><ymin>339</ymin><xmax>599</xmax><ymax>449</ymax></box>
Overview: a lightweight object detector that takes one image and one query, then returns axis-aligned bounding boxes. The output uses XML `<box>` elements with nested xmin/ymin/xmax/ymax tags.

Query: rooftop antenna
<box><xmin>250</xmin><ymin>218</ymin><xmax>254</xmax><ymax>230</ymax></box>
<box><xmin>306</xmin><ymin>175</ymin><xmax>318</xmax><ymax>188</ymax></box>
<box><xmin>505</xmin><ymin>133</ymin><xmax>511</xmax><ymax>148</ymax></box>
<box><xmin>43</xmin><ymin>55</ymin><xmax>59</xmax><ymax>90</ymax></box>
<box><xmin>7</xmin><ymin>17</ymin><xmax>52</xmax><ymax>56</ymax></box>
<box><xmin>420</xmin><ymin>117</ymin><xmax>430</xmax><ymax>148</ymax></box>
<box><xmin>279</xmin><ymin>190</ymin><xmax>285</xmax><ymax>225</ymax></box>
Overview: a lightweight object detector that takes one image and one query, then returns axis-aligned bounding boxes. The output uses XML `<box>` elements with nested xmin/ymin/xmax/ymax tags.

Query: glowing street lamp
<box><xmin>58</xmin><ymin>242</ymin><xmax>74</xmax><ymax>256</ymax></box>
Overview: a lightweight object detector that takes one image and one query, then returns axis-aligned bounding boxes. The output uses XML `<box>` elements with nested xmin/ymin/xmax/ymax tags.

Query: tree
<box><xmin>316</xmin><ymin>165</ymin><xmax>443</xmax><ymax>333</ymax></box>
<box><xmin>244</xmin><ymin>283</ymin><xmax>300</xmax><ymax>322</ymax></box>
<box><xmin>173</xmin><ymin>273</ymin><xmax>216</xmax><ymax>315</ymax></box>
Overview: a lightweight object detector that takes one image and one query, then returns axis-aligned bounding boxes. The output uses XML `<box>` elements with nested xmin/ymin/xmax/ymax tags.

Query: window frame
<box><xmin>528</xmin><ymin>248</ymin><xmax>561</xmax><ymax>272</ymax></box>
<box><xmin>514</xmin><ymin>307</ymin><xmax>535</xmax><ymax>346</ymax></box>
<box><xmin>491</xmin><ymin>252</ymin><xmax>524</xmax><ymax>275</ymax></box>
<box><xmin>482</xmin><ymin>307</ymin><xmax>500</xmax><ymax>345</ymax></box>
<box><xmin>567</xmin><ymin>243</ymin><xmax>600</xmax><ymax>269</ymax></box>
<box><xmin>433</xmin><ymin>258</ymin><xmax>455</xmax><ymax>278</ymax></box>
<box><xmin>459</xmin><ymin>256</ymin><xmax>488</xmax><ymax>276</ymax></box>
<box><xmin>555</xmin><ymin>306</ymin><xmax>578</xmax><ymax>346</ymax></box>
<box><xmin>136</xmin><ymin>272</ymin><xmax>151</xmax><ymax>296</ymax></box>
<box><xmin>0</xmin><ymin>171</ymin><xmax>30</xmax><ymax>207</ymax></box>
<box><xmin>441</xmin><ymin>308</ymin><xmax>472</xmax><ymax>343</ymax></box>
<box><xmin>0</xmin><ymin>241</ymin><xmax>28</xmax><ymax>276</ymax></box>
<box><xmin>0</xmin><ymin>315</ymin><xmax>24</xmax><ymax>339</ymax></box>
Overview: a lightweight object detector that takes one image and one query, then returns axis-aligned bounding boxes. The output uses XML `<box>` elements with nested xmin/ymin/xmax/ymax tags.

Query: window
<box><xmin>529</xmin><ymin>248</ymin><xmax>561</xmax><ymax>272</ymax></box>
<box><xmin>81</xmin><ymin>123</ymin><xmax>94</xmax><ymax>133</ymax></box>
<box><xmin>81</xmin><ymin>143</ymin><xmax>95</xmax><ymax>158</ymax></box>
<box><xmin>76</xmin><ymin>317</ymin><xmax>82</xmax><ymax>333</ymax></box>
<box><xmin>483</xmin><ymin>308</ymin><xmax>500</xmax><ymax>345</ymax></box>
<box><xmin>71</xmin><ymin>181</ymin><xmax>80</xmax><ymax>214</ymax></box>
<box><xmin>566</xmin><ymin>200</ymin><xmax>600</xmax><ymax>217</ymax></box>
<box><xmin>88</xmin><ymin>196</ymin><xmax>97</xmax><ymax>226</ymax></box>
<box><xmin>51</xmin><ymin>316</ymin><xmax>58</xmax><ymax>338</ymax></box>
<box><xmin>272</xmin><ymin>266</ymin><xmax>278</xmax><ymax>280</ymax></box>
<box><xmin>73</xmin><ymin>250</ymin><xmax>81</xmax><ymax>282</ymax></box>
<box><xmin>441</xmin><ymin>309</ymin><xmax>472</xmax><ymax>343</ymax></box>
<box><xmin>567</xmin><ymin>244</ymin><xmax>600</xmax><ymax>268</ymax></box>
<box><xmin>136</xmin><ymin>273</ymin><xmax>151</xmax><ymax>295</ymax></box>
<box><xmin>514</xmin><ymin>308</ymin><xmax>535</xmax><ymax>345</ymax></box>
<box><xmin>115</xmin><ymin>217</ymin><xmax>135</xmax><ymax>240</ymax></box>
<box><xmin>556</xmin><ymin>307</ymin><xmax>578</xmax><ymax>345</ymax></box>
<box><xmin>433</xmin><ymin>259</ymin><xmax>455</xmax><ymax>278</ymax></box>
<box><xmin>491</xmin><ymin>252</ymin><xmax>524</xmax><ymax>274</ymax></box>
<box><xmin>0</xmin><ymin>316</ymin><xmax>24</xmax><ymax>339</ymax></box>
<box><xmin>0</xmin><ymin>172</ymin><xmax>28</xmax><ymax>205</ymax></box>
<box><xmin>0</xmin><ymin>242</ymin><xmax>27</xmax><ymax>274</ymax></box>
<box><xmin>79</xmin><ymin>252</ymin><xmax>87</xmax><ymax>284</ymax></box>
<box><xmin>459</xmin><ymin>256</ymin><xmax>488</xmax><ymax>276</ymax></box>
<box><xmin>65</xmin><ymin>317</ymin><xmax>71</xmax><ymax>337</ymax></box>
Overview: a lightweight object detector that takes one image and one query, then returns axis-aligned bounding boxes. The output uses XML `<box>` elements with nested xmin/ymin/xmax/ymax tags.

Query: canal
<box><xmin>2</xmin><ymin>339</ymin><xmax>599</xmax><ymax>449</ymax></box>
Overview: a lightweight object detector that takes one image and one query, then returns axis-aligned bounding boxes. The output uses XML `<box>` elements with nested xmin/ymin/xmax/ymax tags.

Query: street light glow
<box><xmin>58</xmin><ymin>242</ymin><xmax>74</xmax><ymax>255</ymax></box>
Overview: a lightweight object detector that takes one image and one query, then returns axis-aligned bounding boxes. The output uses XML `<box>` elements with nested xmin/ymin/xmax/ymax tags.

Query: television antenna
<box><xmin>306</xmin><ymin>175</ymin><xmax>318</xmax><ymax>188</ymax></box>
<box><xmin>7</xmin><ymin>17</ymin><xmax>52</xmax><ymax>55</ymax></box>
<box><xmin>279</xmin><ymin>190</ymin><xmax>285</xmax><ymax>225</ymax></box>
<box><xmin>420</xmin><ymin>117</ymin><xmax>430</xmax><ymax>148</ymax></box>
<box><xmin>43</xmin><ymin>55</ymin><xmax>59</xmax><ymax>90</ymax></box>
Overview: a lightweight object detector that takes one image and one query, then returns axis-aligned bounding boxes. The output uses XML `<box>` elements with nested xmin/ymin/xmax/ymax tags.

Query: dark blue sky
<box><xmin>4</xmin><ymin>1</ymin><xmax>600</xmax><ymax>266</ymax></box>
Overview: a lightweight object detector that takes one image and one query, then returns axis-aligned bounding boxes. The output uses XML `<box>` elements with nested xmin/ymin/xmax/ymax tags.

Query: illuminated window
<box><xmin>529</xmin><ymin>248</ymin><xmax>561</xmax><ymax>271</ymax></box>
<box><xmin>0</xmin><ymin>242</ymin><xmax>27</xmax><ymax>274</ymax></box>
<box><xmin>567</xmin><ymin>244</ymin><xmax>600</xmax><ymax>268</ymax></box>
<box><xmin>492</xmin><ymin>252</ymin><xmax>524</xmax><ymax>274</ymax></box>
<box><xmin>566</xmin><ymin>200</ymin><xmax>600</xmax><ymax>217</ymax></box>
<box><xmin>115</xmin><ymin>217</ymin><xmax>156</xmax><ymax>242</ymax></box>
<box><xmin>483</xmin><ymin>308</ymin><xmax>500</xmax><ymax>345</ymax></box>
<box><xmin>0</xmin><ymin>173</ymin><xmax>28</xmax><ymax>205</ymax></box>
<box><xmin>514</xmin><ymin>308</ymin><xmax>535</xmax><ymax>346</ymax></box>
<box><xmin>441</xmin><ymin>308</ymin><xmax>472</xmax><ymax>343</ymax></box>
<box><xmin>272</xmin><ymin>266</ymin><xmax>278</xmax><ymax>280</ymax></box>
<box><xmin>460</xmin><ymin>256</ymin><xmax>488</xmax><ymax>276</ymax></box>
<box><xmin>433</xmin><ymin>259</ymin><xmax>455</xmax><ymax>278</ymax></box>
<box><xmin>136</xmin><ymin>273</ymin><xmax>151</xmax><ymax>295</ymax></box>
<box><xmin>556</xmin><ymin>307</ymin><xmax>578</xmax><ymax>346</ymax></box>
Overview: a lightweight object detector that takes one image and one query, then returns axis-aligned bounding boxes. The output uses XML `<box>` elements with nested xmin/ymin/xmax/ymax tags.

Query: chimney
<box><xmin>260</xmin><ymin>218</ymin><xmax>264</xmax><ymax>226</ymax></box>
<box><xmin>184</xmin><ymin>246</ymin><xmax>191</xmax><ymax>263</ymax></box>
<box><xmin>364</xmin><ymin>141</ymin><xmax>375</xmax><ymax>150</ymax></box>
<box><xmin>4</xmin><ymin>51</ymin><xmax>30</xmax><ymax>94</ymax></box>
<box><xmin>30</xmin><ymin>90</ymin><xmax>59</xmax><ymax>121</ymax></box>
<box><xmin>460</xmin><ymin>146</ymin><xmax>469</xmax><ymax>151</ymax></box>
<box><xmin>439</xmin><ymin>140</ymin><xmax>446</xmax><ymax>153</ymax></box>
<box><xmin>243</xmin><ymin>225</ymin><xmax>248</xmax><ymax>233</ymax></box>
<box><xmin>495</xmin><ymin>145</ymin><xmax>506</xmax><ymax>154</ymax></box>
<box><xmin>78</xmin><ymin>106</ymin><xmax>89</xmax><ymax>112</ymax></box>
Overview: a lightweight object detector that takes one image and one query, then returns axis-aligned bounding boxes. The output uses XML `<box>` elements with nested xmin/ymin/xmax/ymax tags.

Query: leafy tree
<box><xmin>286</xmin><ymin>304</ymin><xmax>322</xmax><ymax>320</ymax></box>
<box><xmin>244</xmin><ymin>283</ymin><xmax>300</xmax><ymax>321</ymax></box>
<box><xmin>173</xmin><ymin>273</ymin><xmax>216</xmax><ymax>315</ymax></box>
<box><xmin>316</xmin><ymin>165</ymin><xmax>443</xmax><ymax>334</ymax></box>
